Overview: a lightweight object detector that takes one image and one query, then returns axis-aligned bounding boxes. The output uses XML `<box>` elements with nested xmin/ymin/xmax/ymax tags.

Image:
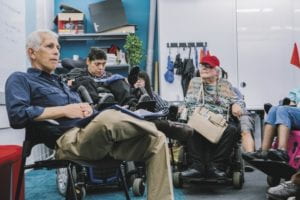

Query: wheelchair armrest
<box><xmin>167</xmin><ymin>105</ymin><xmax>179</xmax><ymax>121</ymax></box>
<box><xmin>97</xmin><ymin>86</ymin><xmax>111</xmax><ymax>93</ymax></box>
<box><xmin>44</xmin><ymin>119</ymin><xmax>60</xmax><ymax>126</ymax></box>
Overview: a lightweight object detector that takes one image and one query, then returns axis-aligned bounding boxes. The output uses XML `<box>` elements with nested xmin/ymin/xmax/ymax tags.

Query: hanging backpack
<box><xmin>164</xmin><ymin>54</ymin><xmax>174</xmax><ymax>83</ymax></box>
<box><xmin>181</xmin><ymin>47</ymin><xmax>195</xmax><ymax>96</ymax></box>
<box><xmin>174</xmin><ymin>53</ymin><xmax>184</xmax><ymax>75</ymax></box>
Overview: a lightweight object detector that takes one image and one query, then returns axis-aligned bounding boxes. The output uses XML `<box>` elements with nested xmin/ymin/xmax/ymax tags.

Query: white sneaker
<box><xmin>287</xmin><ymin>197</ymin><xmax>295</xmax><ymax>200</ymax></box>
<box><xmin>267</xmin><ymin>181</ymin><xmax>299</xmax><ymax>200</ymax></box>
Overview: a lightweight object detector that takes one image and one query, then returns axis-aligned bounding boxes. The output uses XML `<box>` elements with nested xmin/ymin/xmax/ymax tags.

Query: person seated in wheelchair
<box><xmin>179</xmin><ymin>55</ymin><xmax>243</xmax><ymax>179</ymax></box>
<box><xmin>244</xmin><ymin>87</ymin><xmax>300</xmax><ymax>163</ymax></box>
<box><xmin>5</xmin><ymin>30</ymin><xmax>174</xmax><ymax>200</ymax></box>
<box><xmin>128</xmin><ymin>67</ymin><xmax>169</xmax><ymax>113</ymax></box>
<box><xmin>232</xmin><ymin>87</ymin><xmax>256</xmax><ymax>155</ymax></box>
<box><xmin>63</xmin><ymin>47</ymin><xmax>144</xmax><ymax>109</ymax></box>
<box><xmin>63</xmin><ymin>48</ymin><xmax>192</xmax><ymax>141</ymax></box>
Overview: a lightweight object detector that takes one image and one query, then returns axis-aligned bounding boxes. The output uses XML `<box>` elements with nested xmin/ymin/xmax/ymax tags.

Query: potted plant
<box><xmin>124</xmin><ymin>33</ymin><xmax>143</xmax><ymax>69</ymax></box>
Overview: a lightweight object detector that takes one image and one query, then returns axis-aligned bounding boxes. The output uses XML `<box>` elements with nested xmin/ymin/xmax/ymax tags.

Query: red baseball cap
<box><xmin>200</xmin><ymin>55</ymin><xmax>220</xmax><ymax>68</ymax></box>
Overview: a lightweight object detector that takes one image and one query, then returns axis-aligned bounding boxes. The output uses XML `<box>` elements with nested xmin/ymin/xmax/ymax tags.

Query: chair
<box><xmin>15</xmin><ymin>126</ymin><xmax>131</xmax><ymax>200</ymax></box>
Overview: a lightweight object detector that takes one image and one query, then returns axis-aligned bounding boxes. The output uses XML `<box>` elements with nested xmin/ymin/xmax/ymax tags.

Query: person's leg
<box><xmin>240</xmin><ymin>115</ymin><xmax>255</xmax><ymax>152</ymax></box>
<box><xmin>187</xmin><ymin>132</ymin><xmax>210</xmax><ymax>168</ymax></box>
<box><xmin>212</xmin><ymin>123</ymin><xmax>238</xmax><ymax>169</ymax></box>
<box><xmin>277</xmin><ymin>125</ymin><xmax>290</xmax><ymax>150</ymax></box>
<box><xmin>110</xmin><ymin>125</ymin><xmax>173</xmax><ymax>200</ymax></box>
<box><xmin>180</xmin><ymin>132</ymin><xmax>208</xmax><ymax>177</ymax></box>
<box><xmin>243</xmin><ymin>106</ymin><xmax>279</xmax><ymax>160</ymax></box>
<box><xmin>261</xmin><ymin>124</ymin><xmax>276</xmax><ymax>150</ymax></box>
<box><xmin>56</xmin><ymin>109</ymin><xmax>174</xmax><ymax>200</ymax></box>
<box><xmin>242</xmin><ymin>130</ymin><xmax>255</xmax><ymax>152</ymax></box>
<box><xmin>267</xmin><ymin>106</ymin><xmax>300</xmax><ymax>162</ymax></box>
<box><xmin>261</xmin><ymin>106</ymin><xmax>279</xmax><ymax>151</ymax></box>
<box><xmin>275</xmin><ymin>106</ymin><xmax>300</xmax><ymax>150</ymax></box>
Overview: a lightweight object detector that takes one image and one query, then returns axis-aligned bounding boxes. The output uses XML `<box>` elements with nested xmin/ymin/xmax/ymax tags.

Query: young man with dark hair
<box><xmin>66</xmin><ymin>47</ymin><xmax>139</xmax><ymax>107</ymax></box>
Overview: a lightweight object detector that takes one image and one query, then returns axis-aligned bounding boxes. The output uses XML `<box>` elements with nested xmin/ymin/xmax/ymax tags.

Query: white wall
<box><xmin>0</xmin><ymin>0</ymin><xmax>53</xmax><ymax>164</ymax></box>
<box><xmin>158</xmin><ymin>0</ymin><xmax>300</xmax><ymax>109</ymax></box>
<box><xmin>236</xmin><ymin>0</ymin><xmax>300</xmax><ymax>108</ymax></box>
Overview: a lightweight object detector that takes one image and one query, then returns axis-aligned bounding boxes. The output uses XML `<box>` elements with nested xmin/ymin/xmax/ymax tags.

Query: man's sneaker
<box><xmin>268</xmin><ymin>149</ymin><xmax>289</xmax><ymax>163</ymax></box>
<box><xmin>244</xmin><ymin>165</ymin><xmax>255</xmax><ymax>172</ymax></box>
<box><xmin>287</xmin><ymin>197</ymin><xmax>295</xmax><ymax>200</ymax></box>
<box><xmin>267</xmin><ymin>181</ymin><xmax>299</xmax><ymax>200</ymax></box>
<box><xmin>242</xmin><ymin>150</ymin><xmax>268</xmax><ymax>161</ymax></box>
<box><xmin>167</xmin><ymin>121</ymin><xmax>194</xmax><ymax>141</ymax></box>
<box><xmin>181</xmin><ymin>168</ymin><xmax>205</xmax><ymax>178</ymax></box>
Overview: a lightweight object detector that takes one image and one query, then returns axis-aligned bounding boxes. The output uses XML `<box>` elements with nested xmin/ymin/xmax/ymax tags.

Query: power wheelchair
<box><xmin>54</xmin><ymin>83</ymin><xmax>153</xmax><ymax>197</ymax></box>
<box><xmin>168</xmin><ymin>105</ymin><xmax>245</xmax><ymax>190</ymax></box>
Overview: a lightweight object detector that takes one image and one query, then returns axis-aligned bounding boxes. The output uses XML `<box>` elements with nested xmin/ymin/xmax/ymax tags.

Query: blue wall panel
<box><xmin>54</xmin><ymin>0</ymin><xmax>150</xmax><ymax>70</ymax></box>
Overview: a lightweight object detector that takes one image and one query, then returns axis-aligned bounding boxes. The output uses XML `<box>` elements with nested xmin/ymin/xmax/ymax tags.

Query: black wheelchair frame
<box><xmin>166</xmin><ymin>105</ymin><xmax>245</xmax><ymax>190</ymax></box>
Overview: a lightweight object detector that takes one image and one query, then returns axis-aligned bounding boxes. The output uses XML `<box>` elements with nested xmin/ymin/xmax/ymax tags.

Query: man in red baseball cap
<box><xmin>200</xmin><ymin>55</ymin><xmax>220</xmax><ymax>68</ymax></box>
<box><xmin>199</xmin><ymin>55</ymin><xmax>221</xmax><ymax>82</ymax></box>
<box><xmin>200</xmin><ymin>54</ymin><xmax>256</xmax><ymax>168</ymax></box>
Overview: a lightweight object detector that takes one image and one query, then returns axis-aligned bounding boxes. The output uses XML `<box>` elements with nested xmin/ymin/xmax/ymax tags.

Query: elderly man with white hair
<box><xmin>5</xmin><ymin>29</ymin><xmax>174</xmax><ymax>200</ymax></box>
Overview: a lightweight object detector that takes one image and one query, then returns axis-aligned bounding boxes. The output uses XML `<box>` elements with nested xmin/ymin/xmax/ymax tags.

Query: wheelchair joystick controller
<box><xmin>77</xmin><ymin>85</ymin><xmax>94</xmax><ymax>105</ymax></box>
<box><xmin>179</xmin><ymin>107</ymin><xmax>188</xmax><ymax>123</ymax></box>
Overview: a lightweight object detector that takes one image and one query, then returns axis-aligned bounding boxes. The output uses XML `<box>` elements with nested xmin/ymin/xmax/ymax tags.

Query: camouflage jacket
<box><xmin>184</xmin><ymin>77</ymin><xmax>244</xmax><ymax>118</ymax></box>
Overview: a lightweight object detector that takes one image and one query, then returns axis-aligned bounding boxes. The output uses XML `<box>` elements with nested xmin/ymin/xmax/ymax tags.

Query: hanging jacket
<box><xmin>181</xmin><ymin>47</ymin><xmax>195</xmax><ymax>97</ymax></box>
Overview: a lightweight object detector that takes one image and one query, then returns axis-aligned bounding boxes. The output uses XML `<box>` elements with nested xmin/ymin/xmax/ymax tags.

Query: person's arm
<box><xmin>5</xmin><ymin>72</ymin><xmax>92</xmax><ymax>128</ymax></box>
<box><xmin>221</xmin><ymin>79</ymin><xmax>244</xmax><ymax>117</ymax></box>
<box><xmin>34</xmin><ymin>103</ymin><xmax>93</xmax><ymax>121</ymax></box>
<box><xmin>152</xmin><ymin>92</ymin><xmax>169</xmax><ymax>112</ymax></box>
<box><xmin>184</xmin><ymin>77</ymin><xmax>200</xmax><ymax>106</ymax></box>
<box><xmin>180</xmin><ymin>77</ymin><xmax>201</xmax><ymax>119</ymax></box>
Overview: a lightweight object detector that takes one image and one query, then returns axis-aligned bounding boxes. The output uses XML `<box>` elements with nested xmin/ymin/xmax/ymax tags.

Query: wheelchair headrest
<box><xmin>61</xmin><ymin>58</ymin><xmax>87</xmax><ymax>70</ymax></box>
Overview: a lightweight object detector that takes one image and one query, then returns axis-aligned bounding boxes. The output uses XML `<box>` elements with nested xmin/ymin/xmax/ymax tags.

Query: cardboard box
<box><xmin>58</xmin><ymin>13</ymin><xmax>84</xmax><ymax>34</ymax></box>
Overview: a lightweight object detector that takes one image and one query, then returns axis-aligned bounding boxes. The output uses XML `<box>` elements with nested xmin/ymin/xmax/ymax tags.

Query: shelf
<box><xmin>106</xmin><ymin>64</ymin><xmax>129</xmax><ymax>70</ymax></box>
<box><xmin>106</xmin><ymin>64</ymin><xmax>129</xmax><ymax>76</ymax></box>
<box><xmin>58</xmin><ymin>33</ymin><xmax>128</xmax><ymax>41</ymax></box>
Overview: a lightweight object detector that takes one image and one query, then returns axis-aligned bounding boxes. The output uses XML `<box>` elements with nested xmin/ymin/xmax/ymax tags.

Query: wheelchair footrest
<box><xmin>25</xmin><ymin>160</ymin><xmax>70</xmax><ymax>170</ymax></box>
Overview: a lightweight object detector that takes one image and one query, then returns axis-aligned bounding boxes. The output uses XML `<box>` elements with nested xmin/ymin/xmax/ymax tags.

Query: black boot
<box><xmin>152</xmin><ymin>119</ymin><xmax>194</xmax><ymax>141</ymax></box>
<box><xmin>206</xmin><ymin>164</ymin><xmax>226</xmax><ymax>179</ymax></box>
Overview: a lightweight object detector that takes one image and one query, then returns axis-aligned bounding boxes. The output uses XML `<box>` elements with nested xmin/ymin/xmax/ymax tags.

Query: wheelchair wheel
<box><xmin>233</xmin><ymin>171</ymin><xmax>243</xmax><ymax>189</ymax></box>
<box><xmin>173</xmin><ymin>172</ymin><xmax>183</xmax><ymax>188</ymax></box>
<box><xmin>56</xmin><ymin>166</ymin><xmax>78</xmax><ymax>196</ymax></box>
<box><xmin>267</xmin><ymin>176</ymin><xmax>281</xmax><ymax>187</ymax></box>
<box><xmin>56</xmin><ymin>168</ymin><xmax>68</xmax><ymax>196</ymax></box>
<box><xmin>132</xmin><ymin>178</ymin><xmax>145</xmax><ymax>196</ymax></box>
<box><xmin>75</xmin><ymin>185</ymin><xmax>86</xmax><ymax>200</ymax></box>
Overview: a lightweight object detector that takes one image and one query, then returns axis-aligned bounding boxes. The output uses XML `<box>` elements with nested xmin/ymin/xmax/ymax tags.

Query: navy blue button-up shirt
<box><xmin>5</xmin><ymin>68</ymin><xmax>84</xmax><ymax>129</ymax></box>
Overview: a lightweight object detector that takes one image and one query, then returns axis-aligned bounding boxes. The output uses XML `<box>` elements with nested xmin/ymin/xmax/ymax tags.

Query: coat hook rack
<box><xmin>166</xmin><ymin>42</ymin><xmax>207</xmax><ymax>48</ymax></box>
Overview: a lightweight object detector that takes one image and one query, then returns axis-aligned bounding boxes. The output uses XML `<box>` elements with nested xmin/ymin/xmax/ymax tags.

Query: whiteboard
<box><xmin>158</xmin><ymin>0</ymin><xmax>238</xmax><ymax>101</ymax></box>
<box><xmin>0</xmin><ymin>0</ymin><xmax>26</xmax><ymax>92</ymax></box>
<box><xmin>158</xmin><ymin>0</ymin><xmax>300</xmax><ymax>109</ymax></box>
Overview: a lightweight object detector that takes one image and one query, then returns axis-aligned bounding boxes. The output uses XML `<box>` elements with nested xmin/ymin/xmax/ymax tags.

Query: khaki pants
<box><xmin>55</xmin><ymin>109</ymin><xmax>174</xmax><ymax>200</ymax></box>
